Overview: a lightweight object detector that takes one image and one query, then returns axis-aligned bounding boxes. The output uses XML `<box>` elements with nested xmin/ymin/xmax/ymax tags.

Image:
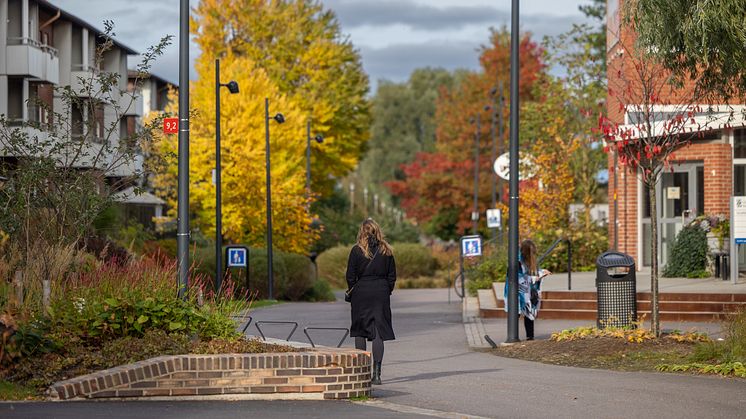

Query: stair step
<box><xmin>478</xmin><ymin>308</ymin><xmax>735</xmax><ymax>322</ymax></box>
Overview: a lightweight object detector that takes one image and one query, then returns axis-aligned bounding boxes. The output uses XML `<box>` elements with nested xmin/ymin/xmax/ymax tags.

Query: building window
<box><xmin>7</xmin><ymin>78</ymin><xmax>24</xmax><ymax>121</ymax></box>
<box><xmin>735</xmin><ymin>129</ymin><xmax>746</xmax><ymax>159</ymax></box>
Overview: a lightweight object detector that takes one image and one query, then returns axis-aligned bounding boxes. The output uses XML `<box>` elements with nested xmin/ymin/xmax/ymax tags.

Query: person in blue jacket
<box><xmin>503</xmin><ymin>239</ymin><xmax>551</xmax><ymax>340</ymax></box>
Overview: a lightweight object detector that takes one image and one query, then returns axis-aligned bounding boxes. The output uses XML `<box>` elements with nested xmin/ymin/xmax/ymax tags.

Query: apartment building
<box><xmin>606</xmin><ymin>0</ymin><xmax>746</xmax><ymax>269</ymax></box>
<box><xmin>0</xmin><ymin>0</ymin><xmax>175</xmax><ymax>229</ymax></box>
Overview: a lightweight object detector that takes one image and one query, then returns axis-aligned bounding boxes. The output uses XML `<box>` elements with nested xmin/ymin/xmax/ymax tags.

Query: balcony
<box><xmin>119</xmin><ymin>91</ymin><xmax>143</xmax><ymax>117</ymax></box>
<box><xmin>70</xmin><ymin>65</ymin><xmax>102</xmax><ymax>97</ymax></box>
<box><xmin>5</xmin><ymin>37</ymin><xmax>59</xmax><ymax>84</ymax></box>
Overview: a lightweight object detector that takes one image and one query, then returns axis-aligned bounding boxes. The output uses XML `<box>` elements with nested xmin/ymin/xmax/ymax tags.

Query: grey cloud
<box><xmin>326</xmin><ymin>0</ymin><xmax>506</xmax><ymax>30</ymax></box>
<box><xmin>361</xmin><ymin>41</ymin><xmax>479</xmax><ymax>84</ymax></box>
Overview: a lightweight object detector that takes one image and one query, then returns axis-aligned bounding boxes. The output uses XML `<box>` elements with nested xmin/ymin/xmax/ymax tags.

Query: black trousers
<box><xmin>524</xmin><ymin>316</ymin><xmax>534</xmax><ymax>340</ymax></box>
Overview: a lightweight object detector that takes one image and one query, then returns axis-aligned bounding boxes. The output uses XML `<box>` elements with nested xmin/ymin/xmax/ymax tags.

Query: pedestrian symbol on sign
<box><xmin>227</xmin><ymin>247</ymin><xmax>247</xmax><ymax>267</ymax></box>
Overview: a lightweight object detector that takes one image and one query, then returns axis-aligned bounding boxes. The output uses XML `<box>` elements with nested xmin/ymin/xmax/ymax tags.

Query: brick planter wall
<box><xmin>48</xmin><ymin>350</ymin><xmax>371</xmax><ymax>400</ymax></box>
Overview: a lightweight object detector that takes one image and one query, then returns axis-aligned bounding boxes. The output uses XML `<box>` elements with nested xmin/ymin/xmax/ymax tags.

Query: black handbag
<box><xmin>345</xmin><ymin>248</ymin><xmax>378</xmax><ymax>303</ymax></box>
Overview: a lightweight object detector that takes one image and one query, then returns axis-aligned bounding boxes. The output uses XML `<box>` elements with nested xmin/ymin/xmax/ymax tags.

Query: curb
<box><xmin>462</xmin><ymin>296</ymin><xmax>492</xmax><ymax>349</ymax></box>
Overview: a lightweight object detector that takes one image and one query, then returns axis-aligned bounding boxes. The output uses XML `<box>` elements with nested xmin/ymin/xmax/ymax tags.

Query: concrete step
<box><xmin>481</xmin><ymin>282</ymin><xmax>746</xmax><ymax>322</ymax></box>
<box><xmin>478</xmin><ymin>307</ymin><xmax>733</xmax><ymax>322</ymax></box>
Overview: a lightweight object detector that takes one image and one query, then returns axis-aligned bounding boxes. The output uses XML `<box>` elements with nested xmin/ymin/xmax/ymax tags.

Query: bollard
<box><xmin>42</xmin><ymin>279</ymin><xmax>51</xmax><ymax>314</ymax></box>
<box><xmin>13</xmin><ymin>270</ymin><xmax>23</xmax><ymax>308</ymax></box>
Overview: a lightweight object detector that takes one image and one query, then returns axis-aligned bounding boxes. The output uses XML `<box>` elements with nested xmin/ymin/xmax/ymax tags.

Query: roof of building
<box><xmin>112</xmin><ymin>187</ymin><xmax>166</xmax><ymax>206</ymax></box>
<box><xmin>39</xmin><ymin>0</ymin><xmax>138</xmax><ymax>55</ymax></box>
<box><xmin>127</xmin><ymin>70</ymin><xmax>178</xmax><ymax>88</ymax></box>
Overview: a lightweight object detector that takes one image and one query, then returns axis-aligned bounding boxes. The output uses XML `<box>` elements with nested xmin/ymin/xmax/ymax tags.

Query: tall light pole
<box><xmin>215</xmin><ymin>58</ymin><xmax>239</xmax><ymax>294</ymax></box>
<box><xmin>490</xmin><ymin>88</ymin><xmax>498</xmax><ymax>242</ymax></box>
<box><xmin>497</xmin><ymin>81</ymin><xmax>505</xmax><ymax>246</ymax></box>
<box><xmin>472</xmin><ymin>114</ymin><xmax>481</xmax><ymax>235</ymax></box>
<box><xmin>176</xmin><ymin>0</ymin><xmax>190</xmax><ymax>299</ymax></box>
<box><xmin>506</xmin><ymin>0</ymin><xmax>520</xmax><ymax>343</ymax></box>
<box><xmin>305</xmin><ymin>119</ymin><xmax>323</xmax><ymax>201</ymax></box>
<box><xmin>264</xmin><ymin>98</ymin><xmax>285</xmax><ymax>300</ymax></box>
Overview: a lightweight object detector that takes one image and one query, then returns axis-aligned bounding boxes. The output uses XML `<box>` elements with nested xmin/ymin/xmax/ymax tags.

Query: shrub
<box><xmin>301</xmin><ymin>279</ymin><xmax>336</xmax><ymax>302</ymax></box>
<box><xmin>535</xmin><ymin>224</ymin><xmax>608</xmax><ymax>272</ymax></box>
<box><xmin>663</xmin><ymin>224</ymin><xmax>708</xmax><ymax>278</ymax></box>
<box><xmin>317</xmin><ymin>245</ymin><xmax>351</xmax><ymax>289</ymax></box>
<box><xmin>466</xmin><ymin>257</ymin><xmax>507</xmax><ymax>296</ymax></box>
<box><xmin>317</xmin><ymin>243</ymin><xmax>437</xmax><ymax>289</ymax></box>
<box><xmin>246</xmin><ymin>248</ymin><xmax>315</xmax><ymax>301</ymax></box>
<box><xmin>392</xmin><ymin>243</ymin><xmax>437</xmax><ymax>278</ymax></box>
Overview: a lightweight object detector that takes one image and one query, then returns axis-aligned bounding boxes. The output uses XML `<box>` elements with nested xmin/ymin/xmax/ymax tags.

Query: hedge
<box><xmin>317</xmin><ymin>243</ymin><xmax>437</xmax><ymax>289</ymax></box>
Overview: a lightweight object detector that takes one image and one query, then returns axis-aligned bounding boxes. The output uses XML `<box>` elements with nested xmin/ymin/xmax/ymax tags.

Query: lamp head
<box><xmin>313</xmin><ymin>134</ymin><xmax>324</xmax><ymax>143</ymax></box>
<box><xmin>225</xmin><ymin>81</ymin><xmax>239</xmax><ymax>94</ymax></box>
<box><xmin>273</xmin><ymin>113</ymin><xmax>285</xmax><ymax>124</ymax></box>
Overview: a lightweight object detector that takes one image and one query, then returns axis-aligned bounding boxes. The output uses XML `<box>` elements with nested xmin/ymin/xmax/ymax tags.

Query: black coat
<box><xmin>345</xmin><ymin>244</ymin><xmax>397</xmax><ymax>341</ymax></box>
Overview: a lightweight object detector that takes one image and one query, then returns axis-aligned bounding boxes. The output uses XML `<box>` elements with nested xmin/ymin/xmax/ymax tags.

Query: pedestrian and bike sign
<box><xmin>461</xmin><ymin>235</ymin><xmax>482</xmax><ymax>258</ymax></box>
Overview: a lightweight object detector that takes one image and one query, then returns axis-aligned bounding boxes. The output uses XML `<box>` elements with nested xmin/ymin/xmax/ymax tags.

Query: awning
<box><xmin>112</xmin><ymin>186</ymin><xmax>165</xmax><ymax>206</ymax></box>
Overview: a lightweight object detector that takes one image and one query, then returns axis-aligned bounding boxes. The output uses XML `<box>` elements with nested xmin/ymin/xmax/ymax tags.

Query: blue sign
<box><xmin>227</xmin><ymin>247</ymin><xmax>247</xmax><ymax>267</ymax></box>
<box><xmin>736</xmin><ymin>238</ymin><xmax>746</xmax><ymax>245</ymax></box>
<box><xmin>461</xmin><ymin>236</ymin><xmax>482</xmax><ymax>258</ymax></box>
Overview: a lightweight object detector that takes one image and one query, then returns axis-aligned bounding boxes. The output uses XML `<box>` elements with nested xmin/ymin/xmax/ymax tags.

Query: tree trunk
<box><xmin>648</xmin><ymin>184</ymin><xmax>660</xmax><ymax>336</ymax></box>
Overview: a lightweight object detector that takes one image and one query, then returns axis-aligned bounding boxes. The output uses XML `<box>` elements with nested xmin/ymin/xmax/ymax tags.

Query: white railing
<box><xmin>7</xmin><ymin>37</ymin><xmax>59</xmax><ymax>57</ymax></box>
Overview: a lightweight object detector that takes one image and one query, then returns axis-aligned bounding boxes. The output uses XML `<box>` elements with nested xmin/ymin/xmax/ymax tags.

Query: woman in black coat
<box><xmin>346</xmin><ymin>218</ymin><xmax>396</xmax><ymax>385</ymax></box>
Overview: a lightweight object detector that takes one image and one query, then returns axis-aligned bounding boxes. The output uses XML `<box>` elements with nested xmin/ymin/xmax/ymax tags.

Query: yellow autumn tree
<box><xmin>516</xmin><ymin>78</ymin><xmax>578</xmax><ymax>237</ymax></box>
<box><xmin>193</xmin><ymin>0</ymin><xmax>370</xmax><ymax>196</ymax></box>
<box><xmin>152</xmin><ymin>55</ymin><xmax>317</xmax><ymax>253</ymax></box>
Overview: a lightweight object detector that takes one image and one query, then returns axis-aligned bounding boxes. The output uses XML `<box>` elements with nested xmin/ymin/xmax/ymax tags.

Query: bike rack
<box><xmin>303</xmin><ymin>327</ymin><xmax>350</xmax><ymax>348</ymax></box>
<box><xmin>240</xmin><ymin>316</ymin><xmax>253</xmax><ymax>334</ymax></box>
<box><xmin>255</xmin><ymin>321</ymin><xmax>298</xmax><ymax>341</ymax></box>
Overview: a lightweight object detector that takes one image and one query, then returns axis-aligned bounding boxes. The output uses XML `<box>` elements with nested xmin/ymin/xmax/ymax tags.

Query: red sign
<box><xmin>163</xmin><ymin>118</ymin><xmax>179</xmax><ymax>134</ymax></box>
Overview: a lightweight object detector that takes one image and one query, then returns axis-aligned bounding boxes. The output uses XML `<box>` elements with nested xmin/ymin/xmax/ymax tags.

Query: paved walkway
<box><xmin>244</xmin><ymin>289</ymin><xmax>746</xmax><ymax>418</ymax></box>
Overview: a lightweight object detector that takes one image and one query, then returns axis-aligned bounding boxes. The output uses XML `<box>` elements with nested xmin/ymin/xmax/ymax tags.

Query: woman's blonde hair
<box><xmin>356</xmin><ymin>218</ymin><xmax>393</xmax><ymax>258</ymax></box>
<box><xmin>520</xmin><ymin>239</ymin><xmax>538</xmax><ymax>275</ymax></box>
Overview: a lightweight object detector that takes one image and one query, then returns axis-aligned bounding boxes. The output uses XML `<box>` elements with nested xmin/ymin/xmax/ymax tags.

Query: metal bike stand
<box><xmin>255</xmin><ymin>321</ymin><xmax>299</xmax><ymax>341</ymax></box>
<box><xmin>303</xmin><ymin>327</ymin><xmax>350</xmax><ymax>348</ymax></box>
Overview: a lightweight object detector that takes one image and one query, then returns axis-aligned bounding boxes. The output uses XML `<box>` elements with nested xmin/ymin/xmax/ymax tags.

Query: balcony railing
<box><xmin>7</xmin><ymin>37</ymin><xmax>59</xmax><ymax>57</ymax></box>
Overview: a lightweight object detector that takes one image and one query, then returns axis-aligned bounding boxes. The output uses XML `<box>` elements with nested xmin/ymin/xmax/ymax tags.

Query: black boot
<box><xmin>372</xmin><ymin>361</ymin><xmax>382</xmax><ymax>385</ymax></box>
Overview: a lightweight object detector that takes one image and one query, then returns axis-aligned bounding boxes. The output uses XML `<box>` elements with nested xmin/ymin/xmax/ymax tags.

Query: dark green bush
<box><xmin>535</xmin><ymin>224</ymin><xmax>608</xmax><ymax>272</ymax></box>
<box><xmin>246</xmin><ymin>248</ymin><xmax>316</xmax><ymax>301</ymax></box>
<box><xmin>301</xmin><ymin>279</ymin><xmax>336</xmax><ymax>302</ymax></box>
<box><xmin>663</xmin><ymin>224</ymin><xmax>709</xmax><ymax>278</ymax></box>
<box><xmin>317</xmin><ymin>245</ymin><xmax>352</xmax><ymax>289</ymax></box>
<box><xmin>465</xmin><ymin>255</ymin><xmax>507</xmax><ymax>296</ymax></box>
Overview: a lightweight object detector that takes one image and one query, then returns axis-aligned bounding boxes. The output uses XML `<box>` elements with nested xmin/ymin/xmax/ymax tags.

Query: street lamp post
<box><xmin>490</xmin><ymin>88</ymin><xmax>498</xmax><ymax>242</ymax></box>
<box><xmin>214</xmin><ymin>58</ymin><xmax>239</xmax><ymax>295</ymax></box>
<box><xmin>506</xmin><ymin>0</ymin><xmax>520</xmax><ymax>343</ymax></box>
<box><xmin>305</xmin><ymin>119</ymin><xmax>324</xmax><ymax>201</ymax></box>
<box><xmin>472</xmin><ymin>114</ymin><xmax>481</xmax><ymax>235</ymax></box>
<box><xmin>497</xmin><ymin>81</ymin><xmax>505</xmax><ymax>246</ymax></box>
<box><xmin>264</xmin><ymin>98</ymin><xmax>285</xmax><ymax>300</ymax></box>
<box><xmin>176</xmin><ymin>0</ymin><xmax>190</xmax><ymax>300</ymax></box>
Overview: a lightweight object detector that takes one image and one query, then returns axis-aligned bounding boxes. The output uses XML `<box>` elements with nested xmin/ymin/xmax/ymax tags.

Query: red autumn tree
<box><xmin>388</xmin><ymin>28</ymin><xmax>546</xmax><ymax>239</ymax></box>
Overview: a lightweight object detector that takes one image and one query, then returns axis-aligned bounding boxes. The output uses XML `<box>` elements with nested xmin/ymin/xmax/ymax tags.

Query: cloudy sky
<box><xmin>54</xmin><ymin>0</ymin><xmax>594</xmax><ymax>91</ymax></box>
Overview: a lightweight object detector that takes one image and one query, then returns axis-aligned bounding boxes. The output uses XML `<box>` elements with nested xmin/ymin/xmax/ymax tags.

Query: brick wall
<box><xmin>608</xmin><ymin>141</ymin><xmax>733</xmax><ymax>266</ymax></box>
<box><xmin>48</xmin><ymin>350</ymin><xmax>371</xmax><ymax>401</ymax></box>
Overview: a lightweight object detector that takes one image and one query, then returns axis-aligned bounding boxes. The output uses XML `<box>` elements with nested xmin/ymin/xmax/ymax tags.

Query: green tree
<box><xmin>626</xmin><ymin>0</ymin><xmax>746</xmax><ymax>100</ymax></box>
<box><xmin>358</xmin><ymin>68</ymin><xmax>459</xmax><ymax>205</ymax></box>
<box><xmin>193</xmin><ymin>0</ymin><xmax>370</xmax><ymax>195</ymax></box>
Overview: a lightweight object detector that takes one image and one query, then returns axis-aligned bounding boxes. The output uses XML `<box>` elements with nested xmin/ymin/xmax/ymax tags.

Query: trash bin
<box><xmin>595</xmin><ymin>251</ymin><xmax>636</xmax><ymax>328</ymax></box>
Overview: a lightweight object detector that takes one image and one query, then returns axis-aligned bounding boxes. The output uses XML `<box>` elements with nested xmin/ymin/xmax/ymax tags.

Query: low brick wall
<box><xmin>48</xmin><ymin>350</ymin><xmax>371</xmax><ymax>400</ymax></box>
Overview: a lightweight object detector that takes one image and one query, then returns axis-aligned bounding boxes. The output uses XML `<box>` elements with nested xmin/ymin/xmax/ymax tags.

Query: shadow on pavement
<box><xmin>383</xmin><ymin>368</ymin><xmax>501</xmax><ymax>384</ymax></box>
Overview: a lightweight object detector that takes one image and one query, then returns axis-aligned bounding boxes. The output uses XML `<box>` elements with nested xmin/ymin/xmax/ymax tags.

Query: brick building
<box><xmin>606</xmin><ymin>0</ymin><xmax>746</xmax><ymax>269</ymax></box>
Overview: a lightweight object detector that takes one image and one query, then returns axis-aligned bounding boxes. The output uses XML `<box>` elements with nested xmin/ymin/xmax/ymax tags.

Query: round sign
<box><xmin>493</xmin><ymin>152</ymin><xmax>537</xmax><ymax>181</ymax></box>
